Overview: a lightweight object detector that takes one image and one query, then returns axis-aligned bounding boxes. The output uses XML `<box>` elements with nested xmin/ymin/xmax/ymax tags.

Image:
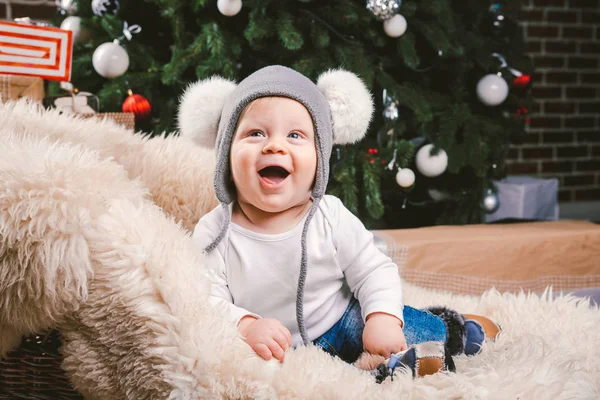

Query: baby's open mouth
<box><xmin>258</xmin><ymin>166</ymin><xmax>290</xmax><ymax>184</ymax></box>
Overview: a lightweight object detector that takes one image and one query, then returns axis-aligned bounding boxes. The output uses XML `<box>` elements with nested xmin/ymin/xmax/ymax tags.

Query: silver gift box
<box><xmin>485</xmin><ymin>176</ymin><xmax>559</xmax><ymax>223</ymax></box>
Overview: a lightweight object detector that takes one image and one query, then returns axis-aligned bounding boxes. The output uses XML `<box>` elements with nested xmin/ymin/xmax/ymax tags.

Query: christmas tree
<box><xmin>52</xmin><ymin>0</ymin><xmax>533</xmax><ymax>229</ymax></box>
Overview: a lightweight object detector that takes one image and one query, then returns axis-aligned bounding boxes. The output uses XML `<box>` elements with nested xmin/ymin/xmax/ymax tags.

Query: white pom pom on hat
<box><xmin>178</xmin><ymin>68</ymin><xmax>373</xmax><ymax>148</ymax></box>
<box><xmin>177</xmin><ymin>76</ymin><xmax>237</xmax><ymax>148</ymax></box>
<box><xmin>317</xmin><ymin>69</ymin><xmax>374</xmax><ymax>145</ymax></box>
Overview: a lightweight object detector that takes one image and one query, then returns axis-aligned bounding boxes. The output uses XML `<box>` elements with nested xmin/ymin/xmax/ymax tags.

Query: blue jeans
<box><xmin>313</xmin><ymin>298</ymin><xmax>447</xmax><ymax>363</ymax></box>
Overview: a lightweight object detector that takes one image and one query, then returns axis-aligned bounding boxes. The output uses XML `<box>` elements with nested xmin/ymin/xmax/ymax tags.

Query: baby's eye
<box><xmin>288</xmin><ymin>132</ymin><xmax>300</xmax><ymax>139</ymax></box>
<box><xmin>249</xmin><ymin>131</ymin><xmax>264</xmax><ymax>137</ymax></box>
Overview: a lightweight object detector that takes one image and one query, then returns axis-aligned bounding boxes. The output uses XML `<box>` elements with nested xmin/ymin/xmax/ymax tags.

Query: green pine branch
<box><xmin>277</xmin><ymin>11</ymin><xmax>304</xmax><ymax>50</ymax></box>
<box><xmin>362</xmin><ymin>154</ymin><xmax>384</xmax><ymax>220</ymax></box>
<box><xmin>395</xmin><ymin>32</ymin><xmax>420</xmax><ymax>70</ymax></box>
<box><xmin>395</xmin><ymin>140</ymin><xmax>416</xmax><ymax>169</ymax></box>
<box><xmin>329</xmin><ymin>147</ymin><xmax>359</xmax><ymax>216</ymax></box>
<box><xmin>245</xmin><ymin>8</ymin><xmax>275</xmax><ymax>44</ymax></box>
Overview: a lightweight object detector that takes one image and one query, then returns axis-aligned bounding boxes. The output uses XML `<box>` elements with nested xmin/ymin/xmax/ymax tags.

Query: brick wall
<box><xmin>510</xmin><ymin>0</ymin><xmax>600</xmax><ymax>203</ymax></box>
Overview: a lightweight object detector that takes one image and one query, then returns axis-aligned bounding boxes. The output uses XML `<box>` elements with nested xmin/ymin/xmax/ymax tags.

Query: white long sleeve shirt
<box><xmin>191</xmin><ymin>195</ymin><xmax>403</xmax><ymax>345</ymax></box>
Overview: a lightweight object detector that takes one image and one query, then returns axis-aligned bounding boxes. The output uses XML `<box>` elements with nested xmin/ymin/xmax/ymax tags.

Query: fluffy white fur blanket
<box><xmin>1</xmin><ymin>101</ymin><xmax>599</xmax><ymax>399</ymax></box>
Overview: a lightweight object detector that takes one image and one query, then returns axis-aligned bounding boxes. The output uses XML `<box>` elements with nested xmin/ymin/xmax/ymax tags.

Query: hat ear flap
<box><xmin>317</xmin><ymin>69</ymin><xmax>374</xmax><ymax>145</ymax></box>
<box><xmin>178</xmin><ymin>77</ymin><xmax>237</xmax><ymax>148</ymax></box>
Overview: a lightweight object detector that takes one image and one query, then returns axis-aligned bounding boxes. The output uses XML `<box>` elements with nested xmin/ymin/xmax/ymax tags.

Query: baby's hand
<box><xmin>362</xmin><ymin>312</ymin><xmax>407</xmax><ymax>357</ymax></box>
<box><xmin>238</xmin><ymin>316</ymin><xmax>292</xmax><ymax>362</ymax></box>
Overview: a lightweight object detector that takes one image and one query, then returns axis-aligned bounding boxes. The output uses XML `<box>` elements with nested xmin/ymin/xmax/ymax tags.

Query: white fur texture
<box><xmin>178</xmin><ymin>77</ymin><xmax>237</xmax><ymax>149</ymax></box>
<box><xmin>0</xmin><ymin>133</ymin><xmax>145</xmax><ymax>355</ymax></box>
<box><xmin>1</xmin><ymin>104</ymin><xmax>599</xmax><ymax>398</ymax></box>
<box><xmin>317</xmin><ymin>69</ymin><xmax>374</xmax><ymax>145</ymax></box>
<box><xmin>0</xmin><ymin>101</ymin><xmax>218</xmax><ymax>232</ymax></box>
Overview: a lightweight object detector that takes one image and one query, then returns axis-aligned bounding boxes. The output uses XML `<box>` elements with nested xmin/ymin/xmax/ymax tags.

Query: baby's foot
<box><xmin>371</xmin><ymin>341</ymin><xmax>455</xmax><ymax>383</ymax></box>
<box><xmin>427</xmin><ymin>306</ymin><xmax>502</xmax><ymax>356</ymax></box>
<box><xmin>463</xmin><ymin>314</ymin><xmax>502</xmax><ymax>356</ymax></box>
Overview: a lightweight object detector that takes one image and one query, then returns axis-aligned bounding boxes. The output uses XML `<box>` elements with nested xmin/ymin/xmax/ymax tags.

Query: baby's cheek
<box><xmin>231</xmin><ymin>149</ymin><xmax>251</xmax><ymax>172</ymax></box>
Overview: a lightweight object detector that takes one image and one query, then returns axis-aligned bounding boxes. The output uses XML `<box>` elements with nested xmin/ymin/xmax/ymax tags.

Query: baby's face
<box><xmin>230</xmin><ymin>97</ymin><xmax>317</xmax><ymax>213</ymax></box>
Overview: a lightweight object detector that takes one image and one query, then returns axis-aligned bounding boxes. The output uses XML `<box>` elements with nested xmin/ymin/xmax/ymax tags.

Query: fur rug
<box><xmin>1</xmin><ymin>101</ymin><xmax>599</xmax><ymax>399</ymax></box>
<box><xmin>0</xmin><ymin>101</ymin><xmax>218</xmax><ymax>233</ymax></box>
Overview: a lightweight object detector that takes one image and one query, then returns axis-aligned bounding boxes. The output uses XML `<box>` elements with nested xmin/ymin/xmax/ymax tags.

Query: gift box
<box><xmin>83</xmin><ymin>112</ymin><xmax>136</xmax><ymax>131</ymax></box>
<box><xmin>44</xmin><ymin>92</ymin><xmax>100</xmax><ymax>115</ymax></box>
<box><xmin>485</xmin><ymin>176</ymin><xmax>559</xmax><ymax>223</ymax></box>
<box><xmin>0</xmin><ymin>21</ymin><xmax>72</xmax><ymax>81</ymax></box>
<box><xmin>0</xmin><ymin>73</ymin><xmax>45</xmax><ymax>103</ymax></box>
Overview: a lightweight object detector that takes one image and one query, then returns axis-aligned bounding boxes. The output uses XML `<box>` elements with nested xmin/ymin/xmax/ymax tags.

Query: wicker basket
<box><xmin>0</xmin><ymin>330</ymin><xmax>83</xmax><ymax>400</ymax></box>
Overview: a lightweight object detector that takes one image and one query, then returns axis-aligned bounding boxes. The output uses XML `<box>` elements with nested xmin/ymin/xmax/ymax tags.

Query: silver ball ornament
<box><xmin>482</xmin><ymin>189</ymin><xmax>500</xmax><ymax>213</ymax></box>
<box><xmin>366</xmin><ymin>0</ymin><xmax>401</xmax><ymax>21</ymax></box>
<box><xmin>92</xmin><ymin>0</ymin><xmax>120</xmax><ymax>17</ymax></box>
<box><xmin>383</xmin><ymin>101</ymin><xmax>399</xmax><ymax>121</ymax></box>
<box><xmin>56</xmin><ymin>0</ymin><xmax>78</xmax><ymax>15</ymax></box>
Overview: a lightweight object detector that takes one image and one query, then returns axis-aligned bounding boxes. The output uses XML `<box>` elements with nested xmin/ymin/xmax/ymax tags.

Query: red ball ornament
<box><xmin>122</xmin><ymin>91</ymin><xmax>151</xmax><ymax>121</ymax></box>
<box><xmin>513</xmin><ymin>74</ymin><xmax>531</xmax><ymax>89</ymax></box>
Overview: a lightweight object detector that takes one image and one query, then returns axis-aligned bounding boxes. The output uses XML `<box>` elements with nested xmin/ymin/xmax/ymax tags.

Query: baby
<box><xmin>188</xmin><ymin>66</ymin><xmax>419</xmax><ymax>364</ymax></box>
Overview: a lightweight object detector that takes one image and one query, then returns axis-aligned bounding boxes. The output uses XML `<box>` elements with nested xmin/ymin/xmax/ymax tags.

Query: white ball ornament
<box><xmin>415</xmin><ymin>144</ymin><xmax>448</xmax><ymax>178</ymax></box>
<box><xmin>60</xmin><ymin>16</ymin><xmax>87</xmax><ymax>44</ymax></box>
<box><xmin>383</xmin><ymin>14</ymin><xmax>407</xmax><ymax>38</ymax></box>
<box><xmin>92</xmin><ymin>41</ymin><xmax>129</xmax><ymax>79</ymax></box>
<box><xmin>476</xmin><ymin>74</ymin><xmax>509</xmax><ymax>106</ymax></box>
<box><xmin>217</xmin><ymin>0</ymin><xmax>242</xmax><ymax>16</ymax></box>
<box><xmin>395</xmin><ymin>168</ymin><xmax>415</xmax><ymax>188</ymax></box>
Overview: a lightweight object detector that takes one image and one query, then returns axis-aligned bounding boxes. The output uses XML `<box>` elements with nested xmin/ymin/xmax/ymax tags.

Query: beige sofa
<box><xmin>374</xmin><ymin>221</ymin><xmax>600</xmax><ymax>302</ymax></box>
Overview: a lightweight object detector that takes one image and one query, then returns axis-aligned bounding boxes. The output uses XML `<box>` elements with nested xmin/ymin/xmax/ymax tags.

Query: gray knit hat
<box><xmin>179</xmin><ymin>65</ymin><xmax>373</xmax><ymax>344</ymax></box>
